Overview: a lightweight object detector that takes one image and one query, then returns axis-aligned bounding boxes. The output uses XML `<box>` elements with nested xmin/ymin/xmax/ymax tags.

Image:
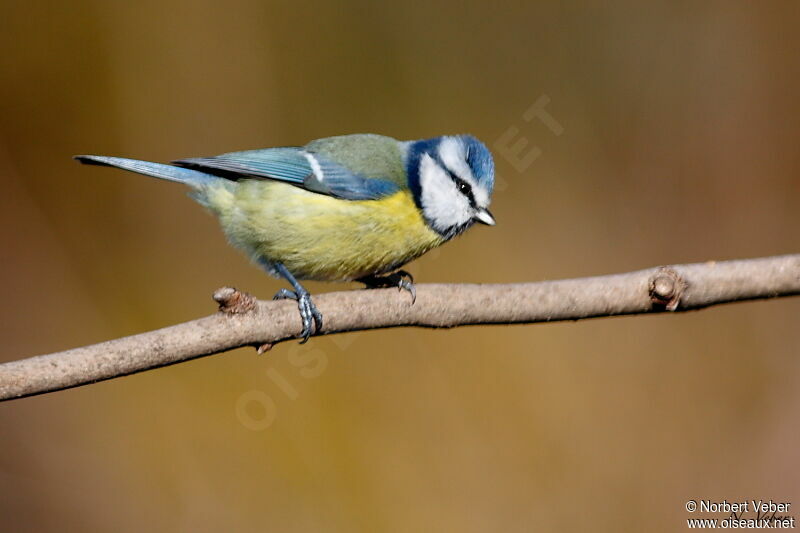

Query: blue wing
<box><xmin>173</xmin><ymin>147</ymin><xmax>400</xmax><ymax>201</ymax></box>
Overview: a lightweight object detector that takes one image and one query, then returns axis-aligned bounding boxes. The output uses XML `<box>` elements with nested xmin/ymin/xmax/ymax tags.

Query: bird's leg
<box><xmin>269</xmin><ymin>262</ymin><xmax>323</xmax><ymax>343</ymax></box>
<box><xmin>357</xmin><ymin>270</ymin><xmax>416</xmax><ymax>304</ymax></box>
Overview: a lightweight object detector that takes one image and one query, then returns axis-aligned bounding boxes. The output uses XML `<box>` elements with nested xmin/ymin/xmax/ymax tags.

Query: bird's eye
<box><xmin>457</xmin><ymin>181</ymin><xmax>472</xmax><ymax>195</ymax></box>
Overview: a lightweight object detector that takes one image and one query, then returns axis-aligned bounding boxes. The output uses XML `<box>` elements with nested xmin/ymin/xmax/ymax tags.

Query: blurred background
<box><xmin>1</xmin><ymin>1</ymin><xmax>798</xmax><ymax>531</ymax></box>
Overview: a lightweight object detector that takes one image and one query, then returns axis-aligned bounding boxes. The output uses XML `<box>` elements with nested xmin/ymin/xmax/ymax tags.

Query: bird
<box><xmin>75</xmin><ymin>133</ymin><xmax>496</xmax><ymax>342</ymax></box>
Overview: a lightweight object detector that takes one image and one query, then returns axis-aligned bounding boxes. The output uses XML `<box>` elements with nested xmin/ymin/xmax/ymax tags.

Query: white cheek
<box><xmin>419</xmin><ymin>154</ymin><xmax>472</xmax><ymax>233</ymax></box>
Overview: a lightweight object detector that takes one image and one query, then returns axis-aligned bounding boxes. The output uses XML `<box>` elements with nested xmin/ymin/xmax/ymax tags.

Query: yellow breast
<box><xmin>200</xmin><ymin>180</ymin><xmax>444</xmax><ymax>281</ymax></box>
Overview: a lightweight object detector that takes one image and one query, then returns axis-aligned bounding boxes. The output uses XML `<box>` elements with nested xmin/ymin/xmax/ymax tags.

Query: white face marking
<box><xmin>418</xmin><ymin>153</ymin><xmax>473</xmax><ymax>234</ymax></box>
<box><xmin>436</xmin><ymin>137</ymin><xmax>490</xmax><ymax>208</ymax></box>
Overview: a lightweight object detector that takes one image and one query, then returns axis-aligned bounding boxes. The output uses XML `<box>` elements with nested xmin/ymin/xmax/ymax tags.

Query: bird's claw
<box><xmin>395</xmin><ymin>271</ymin><xmax>416</xmax><ymax>304</ymax></box>
<box><xmin>359</xmin><ymin>270</ymin><xmax>416</xmax><ymax>304</ymax></box>
<box><xmin>273</xmin><ymin>289</ymin><xmax>323</xmax><ymax>343</ymax></box>
<box><xmin>273</xmin><ymin>288</ymin><xmax>297</xmax><ymax>300</ymax></box>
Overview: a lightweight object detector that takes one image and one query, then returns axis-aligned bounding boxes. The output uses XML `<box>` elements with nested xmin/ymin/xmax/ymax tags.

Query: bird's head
<box><xmin>406</xmin><ymin>135</ymin><xmax>495</xmax><ymax>239</ymax></box>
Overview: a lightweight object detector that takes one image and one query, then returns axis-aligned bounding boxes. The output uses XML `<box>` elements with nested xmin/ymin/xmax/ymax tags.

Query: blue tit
<box><xmin>76</xmin><ymin>133</ymin><xmax>496</xmax><ymax>341</ymax></box>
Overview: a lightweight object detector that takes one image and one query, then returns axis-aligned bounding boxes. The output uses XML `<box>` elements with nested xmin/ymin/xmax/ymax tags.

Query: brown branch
<box><xmin>1</xmin><ymin>254</ymin><xmax>798</xmax><ymax>401</ymax></box>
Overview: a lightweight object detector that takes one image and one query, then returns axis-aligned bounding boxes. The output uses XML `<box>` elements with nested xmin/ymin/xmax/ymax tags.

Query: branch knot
<box><xmin>649</xmin><ymin>267</ymin><xmax>686</xmax><ymax>311</ymax></box>
<box><xmin>213</xmin><ymin>287</ymin><xmax>257</xmax><ymax>314</ymax></box>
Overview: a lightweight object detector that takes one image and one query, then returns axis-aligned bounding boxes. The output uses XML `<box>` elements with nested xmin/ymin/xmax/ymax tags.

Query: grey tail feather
<box><xmin>74</xmin><ymin>155</ymin><xmax>220</xmax><ymax>188</ymax></box>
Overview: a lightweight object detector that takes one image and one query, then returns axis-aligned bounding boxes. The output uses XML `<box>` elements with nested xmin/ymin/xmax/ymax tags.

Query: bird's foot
<box><xmin>358</xmin><ymin>270</ymin><xmax>416</xmax><ymax>304</ymax></box>
<box><xmin>273</xmin><ymin>288</ymin><xmax>323</xmax><ymax>343</ymax></box>
<box><xmin>395</xmin><ymin>271</ymin><xmax>416</xmax><ymax>304</ymax></box>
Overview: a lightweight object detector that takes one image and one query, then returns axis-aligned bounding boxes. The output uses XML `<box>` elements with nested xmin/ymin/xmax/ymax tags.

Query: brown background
<box><xmin>1</xmin><ymin>1</ymin><xmax>798</xmax><ymax>531</ymax></box>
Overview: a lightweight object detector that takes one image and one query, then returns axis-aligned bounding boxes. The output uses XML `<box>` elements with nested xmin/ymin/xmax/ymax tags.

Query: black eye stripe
<box><xmin>446</xmin><ymin>170</ymin><xmax>476</xmax><ymax>207</ymax></box>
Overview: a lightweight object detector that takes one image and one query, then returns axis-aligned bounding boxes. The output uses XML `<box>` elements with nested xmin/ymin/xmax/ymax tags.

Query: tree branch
<box><xmin>1</xmin><ymin>254</ymin><xmax>798</xmax><ymax>401</ymax></box>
